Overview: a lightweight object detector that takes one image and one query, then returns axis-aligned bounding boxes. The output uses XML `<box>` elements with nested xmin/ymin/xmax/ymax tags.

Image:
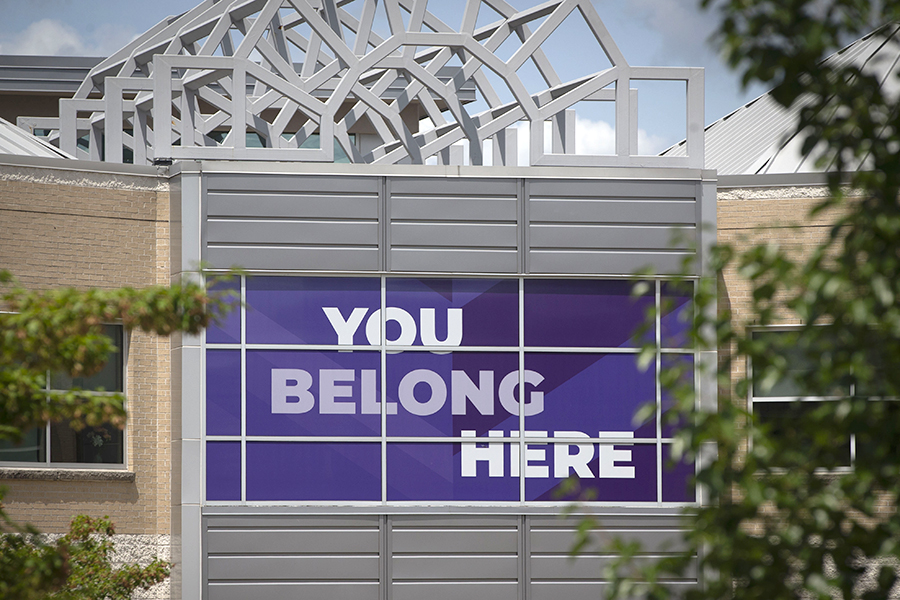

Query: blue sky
<box><xmin>0</xmin><ymin>0</ymin><xmax>766</xmax><ymax>154</ymax></box>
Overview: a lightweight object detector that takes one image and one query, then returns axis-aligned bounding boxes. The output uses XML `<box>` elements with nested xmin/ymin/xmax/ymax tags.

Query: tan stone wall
<box><xmin>0</xmin><ymin>160</ymin><xmax>171</xmax><ymax>536</ymax></box>
<box><xmin>717</xmin><ymin>184</ymin><xmax>844</xmax><ymax>407</ymax></box>
<box><xmin>717</xmin><ymin>183</ymin><xmax>898</xmax><ymax>524</ymax></box>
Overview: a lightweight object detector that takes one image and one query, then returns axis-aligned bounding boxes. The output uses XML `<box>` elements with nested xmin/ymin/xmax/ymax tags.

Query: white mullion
<box><xmin>200</xmin><ymin>281</ymin><xmax>207</xmax><ymax>505</ymax></box>
<box><xmin>381</xmin><ymin>276</ymin><xmax>388</xmax><ymax>504</ymax></box>
<box><xmin>693</xmin><ymin>278</ymin><xmax>701</xmax><ymax>504</ymax></box>
<box><xmin>519</xmin><ymin>277</ymin><xmax>526</xmax><ymax>504</ymax></box>
<box><xmin>208</xmin><ymin>342</ymin><xmax>649</xmax><ymax>354</ymax></box>
<box><xmin>241</xmin><ymin>275</ymin><xmax>247</xmax><ymax>504</ymax></box>
<box><xmin>209</xmin><ymin>434</ymin><xmax>655</xmax><ymax>443</ymax></box>
<box><xmin>656</xmin><ymin>279</ymin><xmax>663</xmax><ymax>505</ymax></box>
<box><xmin>45</xmin><ymin>372</ymin><xmax>52</xmax><ymax>464</ymax></box>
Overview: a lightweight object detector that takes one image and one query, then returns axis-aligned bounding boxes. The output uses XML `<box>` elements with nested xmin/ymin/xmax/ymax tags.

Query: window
<box><xmin>204</xmin><ymin>276</ymin><xmax>698</xmax><ymax>504</ymax></box>
<box><xmin>0</xmin><ymin>324</ymin><xmax>125</xmax><ymax>466</ymax></box>
<box><xmin>750</xmin><ymin>329</ymin><xmax>853</xmax><ymax>467</ymax></box>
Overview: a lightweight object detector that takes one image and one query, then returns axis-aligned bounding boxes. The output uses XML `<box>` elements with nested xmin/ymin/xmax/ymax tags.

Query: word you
<box><xmin>324</xmin><ymin>306</ymin><xmax>463</xmax><ymax>346</ymax></box>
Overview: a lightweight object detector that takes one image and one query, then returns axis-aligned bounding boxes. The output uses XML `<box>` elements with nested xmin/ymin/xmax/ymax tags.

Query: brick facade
<box><xmin>0</xmin><ymin>159</ymin><xmax>172</xmax><ymax>536</ymax></box>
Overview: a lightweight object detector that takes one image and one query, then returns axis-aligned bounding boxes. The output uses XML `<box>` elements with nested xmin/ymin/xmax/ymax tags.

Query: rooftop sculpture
<box><xmin>28</xmin><ymin>0</ymin><xmax>704</xmax><ymax>167</ymax></box>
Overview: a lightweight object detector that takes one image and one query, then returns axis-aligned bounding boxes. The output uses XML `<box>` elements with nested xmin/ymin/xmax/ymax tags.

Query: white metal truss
<box><xmin>41</xmin><ymin>0</ymin><xmax>704</xmax><ymax>167</ymax></box>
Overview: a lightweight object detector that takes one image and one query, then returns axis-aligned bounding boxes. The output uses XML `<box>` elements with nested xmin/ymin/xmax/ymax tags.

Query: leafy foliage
<box><xmin>0</xmin><ymin>270</ymin><xmax>235</xmax><ymax>442</ymax></box>
<box><xmin>0</xmin><ymin>269</ymin><xmax>236</xmax><ymax>597</ymax></box>
<box><xmin>0</xmin><ymin>511</ymin><xmax>66</xmax><ymax>600</ymax></box>
<box><xmin>0</xmin><ymin>514</ymin><xmax>169</xmax><ymax>600</ymax></box>
<box><xmin>582</xmin><ymin>2</ymin><xmax>900</xmax><ymax>599</ymax></box>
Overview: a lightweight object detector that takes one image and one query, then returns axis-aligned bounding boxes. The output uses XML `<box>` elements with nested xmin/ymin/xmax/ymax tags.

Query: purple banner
<box><xmin>524</xmin><ymin>353</ymin><xmax>656</xmax><ymax>437</ymax></box>
<box><xmin>207</xmin><ymin>279</ymin><xmax>241</xmax><ymax>344</ymax></box>
<box><xmin>246</xmin><ymin>442</ymin><xmax>380</xmax><ymax>501</ymax></box>
<box><xmin>661</xmin><ymin>282</ymin><xmax>693</xmax><ymax>348</ymax></box>
<box><xmin>387</xmin><ymin>442</ymin><xmax>519</xmax><ymax>501</ymax></box>
<box><xmin>247</xmin><ymin>350</ymin><xmax>381</xmax><ymax>436</ymax></box>
<box><xmin>525</xmin><ymin>441</ymin><xmax>657</xmax><ymax>502</ymax></box>
<box><xmin>385</xmin><ymin>279</ymin><xmax>518</xmax><ymax>347</ymax></box>
<box><xmin>661</xmin><ymin>354</ymin><xmax>694</xmax><ymax>438</ymax></box>
<box><xmin>662</xmin><ymin>443</ymin><xmax>695</xmax><ymax>503</ymax></box>
<box><xmin>385</xmin><ymin>352</ymin><xmax>520</xmax><ymax>437</ymax></box>
<box><xmin>524</xmin><ymin>280</ymin><xmax>653</xmax><ymax>348</ymax></box>
<box><xmin>206</xmin><ymin>441</ymin><xmax>241</xmax><ymax>501</ymax></box>
<box><xmin>204</xmin><ymin>276</ymin><xmax>696</xmax><ymax>504</ymax></box>
<box><xmin>206</xmin><ymin>350</ymin><xmax>241</xmax><ymax>436</ymax></box>
<box><xmin>246</xmin><ymin>276</ymin><xmax>380</xmax><ymax>345</ymax></box>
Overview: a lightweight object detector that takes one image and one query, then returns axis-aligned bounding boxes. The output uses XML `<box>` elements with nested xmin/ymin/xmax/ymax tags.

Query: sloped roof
<box><xmin>0</xmin><ymin>116</ymin><xmax>72</xmax><ymax>159</ymax></box>
<box><xmin>663</xmin><ymin>23</ymin><xmax>900</xmax><ymax>175</ymax></box>
<box><xmin>0</xmin><ymin>55</ymin><xmax>101</xmax><ymax>94</ymax></box>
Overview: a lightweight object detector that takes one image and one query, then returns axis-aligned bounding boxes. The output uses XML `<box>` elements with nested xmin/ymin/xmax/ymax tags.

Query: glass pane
<box><xmin>524</xmin><ymin>279</ymin><xmax>653</xmax><ymax>348</ymax></box>
<box><xmin>662</xmin><ymin>443</ymin><xmax>695</xmax><ymax>502</ymax></box>
<box><xmin>751</xmin><ymin>330</ymin><xmax>847</xmax><ymax>398</ymax></box>
<box><xmin>525</xmin><ymin>441</ymin><xmax>657</xmax><ymax>502</ymax></box>
<box><xmin>246</xmin><ymin>276</ymin><xmax>380</xmax><ymax>345</ymax></box>
<box><xmin>206</xmin><ymin>350</ymin><xmax>241</xmax><ymax>436</ymax></box>
<box><xmin>246</xmin><ymin>350</ymin><xmax>381</xmax><ymax>436</ymax></box>
<box><xmin>385</xmin><ymin>352</ymin><xmax>519</xmax><ymax>437</ymax></box>
<box><xmin>853</xmin><ymin>346</ymin><xmax>889</xmax><ymax>397</ymax></box>
<box><xmin>246</xmin><ymin>442</ymin><xmax>380</xmax><ymax>501</ymax></box>
<box><xmin>206</xmin><ymin>279</ymin><xmax>241</xmax><ymax>344</ymax></box>
<box><xmin>754</xmin><ymin>401</ymin><xmax>851</xmax><ymax>466</ymax></box>
<box><xmin>855</xmin><ymin>401</ymin><xmax>900</xmax><ymax>465</ymax></box>
<box><xmin>50</xmin><ymin>421</ymin><xmax>123</xmax><ymax>464</ymax></box>
<box><xmin>384</xmin><ymin>278</ymin><xmax>519</xmax><ymax>347</ymax></box>
<box><xmin>661</xmin><ymin>281</ymin><xmax>693</xmax><ymax>348</ymax></box>
<box><xmin>524</xmin><ymin>353</ymin><xmax>656</xmax><ymax>438</ymax></box>
<box><xmin>0</xmin><ymin>427</ymin><xmax>46</xmax><ymax>462</ymax></box>
<box><xmin>207</xmin><ymin>441</ymin><xmax>241</xmax><ymax>501</ymax></box>
<box><xmin>51</xmin><ymin>324</ymin><xmax>124</xmax><ymax>392</ymax></box>
<box><xmin>661</xmin><ymin>354</ymin><xmax>694</xmax><ymax>438</ymax></box>
<box><xmin>387</xmin><ymin>442</ymin><xmax>519</xmax><ymax>501</ymax></box>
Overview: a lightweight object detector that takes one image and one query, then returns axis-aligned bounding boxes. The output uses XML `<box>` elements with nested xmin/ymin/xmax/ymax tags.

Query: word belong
<box><xmin>272</xmin><ymin>367</ymin><xmax>545</xmax><ymax>416</ymax></box>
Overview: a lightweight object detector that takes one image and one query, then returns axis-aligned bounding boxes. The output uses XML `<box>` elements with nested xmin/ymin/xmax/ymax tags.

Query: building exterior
<box><xmin>5</xmin><ymin>2</ymin><xmax>892</xmax><ymax>600</ymax></box>
<box><xmin>0</xmin><ymin>154</ymin><xmax>175</xmax><ymax>585</ymax></box>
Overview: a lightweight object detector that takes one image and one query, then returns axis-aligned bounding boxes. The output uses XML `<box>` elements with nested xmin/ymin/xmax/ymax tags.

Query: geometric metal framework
<box><xmin>28</xmin><ymin>0</ymin><xmax>704</xmax><ymax>167</ymax></box>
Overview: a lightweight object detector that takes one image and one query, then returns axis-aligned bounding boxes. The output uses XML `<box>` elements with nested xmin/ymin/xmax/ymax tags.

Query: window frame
<box><xmin>0</xmin><ymin>323</ymin><xmax>129</xmax><ymax>470</ymax></box>
<box><xmin>201</xmin><ymin>274</ymin><xmax>702</xmax><ymax>506</ymax></box>
<box><xmin>747</xmin><ymin>325</ymin><xmax>855</xmax><ymax>470</ymax></box>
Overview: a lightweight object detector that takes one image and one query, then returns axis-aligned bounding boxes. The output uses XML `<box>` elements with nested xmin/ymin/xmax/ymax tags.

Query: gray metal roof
<box><xmin>663</xmin><ymin>23</ymin><xmax>900</xmax><ymax>175</ymax></box>
<box><xmin>0</xmin><ymin>116</ymin><xmax>72</xmax><ymax>158</ymax></box>
<box><xmin>0</xmin><ymin>55</ymin><xmax>102</xmax><ymax>94</ymax></box>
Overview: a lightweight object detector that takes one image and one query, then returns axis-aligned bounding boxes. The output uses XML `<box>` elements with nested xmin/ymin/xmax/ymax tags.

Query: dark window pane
<box><xmin>853</xmin><ymin>348</ymin><xmax>889</xmax><ymax>398</ymax></box>
<box><xmin>754</xmin><ymin>402</ymin><xmax>851</xmax><ymax>466</ymax></box>
<box><xmin>854</xmin><ymin>401</ymin><xmax>900</xmax><ymax>465</ymax></box>
<box><xmin>751</xmin><ymin>331</ymin><xmax>847</xmax><ymax>397</ymax></box>
<box><xmin>50</xmin><ymin>324</ymin><xmax>124</xmax><ymax>392</ymax></box>
<box><xmin>0</xmin><ymin>427</ymin><xmax>46</xmax><ymax>462</ymax></box>
<box><xmin>50</xmin><ymin>422</ymin><xmax>123</xmax><ymax>464</ymax></box>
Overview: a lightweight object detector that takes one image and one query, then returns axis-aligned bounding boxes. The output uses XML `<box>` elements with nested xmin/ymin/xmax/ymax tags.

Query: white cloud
<box><xmin>509</xmin><ymin>118</ymin><xmax>667</xmax><ymax>166</ymax></box>
<box><xmin>622</xmin><ymin>0</ymin><xmax>721</xmax><ymax>65</ymax></box>
<box><xmin>574</xmin><ymin>117</ymin><xmax>616</xmax><ymax>155</ymax></box>
<box><xmin>0</xmin><ymin>19</ymin><xmax>86</xmax><ymax>55</ymax></box>
<box><xmin>0</xmin><ymin>18</ymin><xmax>137</xmax><ymax>57</ymax></box>
<box><xmin>638</xmin><ymin>130</ymin><xmax>669</xmax><ymax>156</ymax></box>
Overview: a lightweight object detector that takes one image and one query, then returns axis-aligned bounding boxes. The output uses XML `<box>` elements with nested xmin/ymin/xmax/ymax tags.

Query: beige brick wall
<box><xmin>718</xmin><ymin>184</ymin><xmax>846</xmax><ymax>399</ymax></box>
<box><xmin>718</xmin><ymin>184</ymin><xmax>896</xmax><ymax>521</ymax></box>
<box><xmin>0</xmin><ymin>161</ymin><xmax>172</xmax><ymax>535</ymax></box>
